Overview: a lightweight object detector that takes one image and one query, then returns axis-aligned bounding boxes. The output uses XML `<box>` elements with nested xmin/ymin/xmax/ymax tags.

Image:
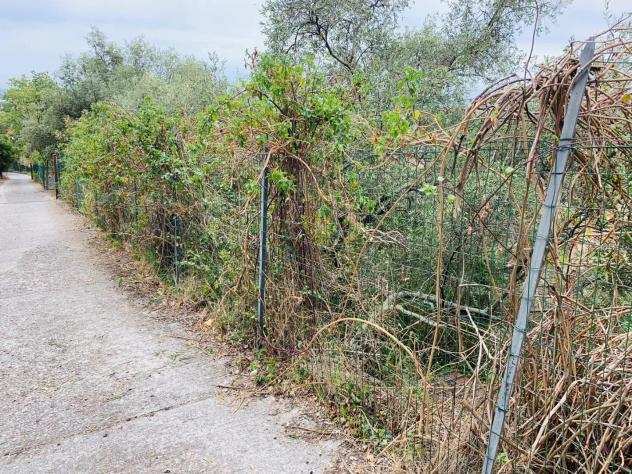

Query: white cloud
<box><xmin>0</xmin><ymin>0</ymin><xmax>629</xmax><ymax>88</ymax></box>
<box><xmin>0</xmin><ymin>0</ymin><xmax>266</xmax><ymax>86</ymax></box>
<box><xmin>514</xmin><ymin>0</ymin><xmax>630</xmax><ymax>64</ymax></box>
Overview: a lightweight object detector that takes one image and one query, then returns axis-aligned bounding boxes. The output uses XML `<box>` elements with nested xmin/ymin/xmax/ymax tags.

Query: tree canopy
<box><xmin>0</xmin><ymin>135</ymin><xmax>16</xmax><ymax>174</ymax></box>
<box><xmin>0</xmin><ymin>29</ymin><xmax>225</xmax><ymax>166</ymax></box>
<box><xmin>262</xmin><ymin>0</ymin><xmax>567</xmax><ymax>107</ymax></box>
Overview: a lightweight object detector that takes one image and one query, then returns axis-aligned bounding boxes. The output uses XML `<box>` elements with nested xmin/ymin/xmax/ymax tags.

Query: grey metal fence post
<box><xmin>481</xmin><ymin>39</ymin><xmax>595</xmax><ymax>474</ymax></box>
<box><xmin>173</xmin><ymin>214</ymin><xmax>182</xmax><ymax>285</ymax></box>
<box><xmin>256</xmin><ymin>166</ymin><xmax>269</xmax><ymax>341</ymax></box>
<box><xmin>171</xmin><ymin>173</ymin><xmax>181</xmax><ymax>285</ymax></box>
<box><xmin>43</xmin><ymin>163</ymin><xmax>49</xmax><ymax>190</ymax></box>
<box><xmin>52</xmin><ymin>153</ymin><xmax>60</xmax><ymax>199</ymax></box>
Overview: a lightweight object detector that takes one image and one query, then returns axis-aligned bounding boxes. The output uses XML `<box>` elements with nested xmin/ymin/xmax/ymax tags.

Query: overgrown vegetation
<box><xmin>1</xmin><ymin>3</ymin><xmax>630</xmax><ymax>472</ymax></box>
<box><xmin>0</xmin><ymin>135</ymin><xmax>16</xmax><ymax>176</ymax></box>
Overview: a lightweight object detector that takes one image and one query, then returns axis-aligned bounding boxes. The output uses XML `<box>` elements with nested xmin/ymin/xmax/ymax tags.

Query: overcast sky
<box><xmin>0</xmin><ymin>0</ymin><xmax>630</xmax><ymax>89</ymax></box>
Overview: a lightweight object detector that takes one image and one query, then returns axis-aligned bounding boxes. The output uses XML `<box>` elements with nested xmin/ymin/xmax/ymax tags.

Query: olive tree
<box><xmin>0</xmin><ymin>73</ymin><xmax>63</xmax><ymax>162</ymax></box>
<box><xmin>263</xmin><ymin>0</ymin><xmax>568</xmax><ymax>108</ymax></box>
<box><xmin>0</xmin><ymin>135</ymin><xmax>16</xmax><ymax>175</ymax></box>
<box><xmin>262</xmin><ymin>0</ymin><xmax>409</xmax><ymax>72</ymax></box>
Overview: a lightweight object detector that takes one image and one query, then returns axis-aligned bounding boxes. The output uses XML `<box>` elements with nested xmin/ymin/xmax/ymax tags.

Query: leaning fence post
<box><xmin>481</xmin><ymin>38</ymin><xmax>595</xmax><ymax>474</ymax></box>
<box><xmin>256</xmin><ymin>165</ymin><xmax>269</xmax><ymax>342</ymax></box>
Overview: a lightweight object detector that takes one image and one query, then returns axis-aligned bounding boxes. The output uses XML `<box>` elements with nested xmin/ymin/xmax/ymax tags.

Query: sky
<box><xmin>0</xmin><ymin>0</ymin><xmax>630</xmax><ymax>89</ymax></box>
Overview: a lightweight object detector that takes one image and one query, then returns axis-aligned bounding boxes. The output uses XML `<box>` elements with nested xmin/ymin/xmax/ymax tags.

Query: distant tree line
<box><xmin>0</xmin><ymin>1</ymin><xmax>566</xmax><ymax>168</ymax></box>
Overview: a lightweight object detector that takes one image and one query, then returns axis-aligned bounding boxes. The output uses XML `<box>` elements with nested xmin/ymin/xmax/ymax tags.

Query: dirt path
<box><xmin>0</xmin><ymin>173</ymin><xmax>341</xmax><ymax>473</ymax></box>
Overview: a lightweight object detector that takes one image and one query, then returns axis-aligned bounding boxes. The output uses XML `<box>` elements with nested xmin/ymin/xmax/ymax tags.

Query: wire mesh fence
<box><xmin>51</xmin><ymin>137</ymin><xmax>630</xmax><ymax>471</ymax></box>
<box><xmin>32</xmin><ymin>160</ymin><xmax>60</xmax><ymax>194</ymax></box>
<box><xmin>297</xmin><ymin>142</ymin><xmax>629</xmax><ymax>471</ymax></box>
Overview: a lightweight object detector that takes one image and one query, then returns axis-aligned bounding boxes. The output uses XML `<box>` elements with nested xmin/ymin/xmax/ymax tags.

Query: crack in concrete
<box><xmin>2</xmin><ymin>391</ymin><xmax>217</xmax><ymax>460</ymax></box>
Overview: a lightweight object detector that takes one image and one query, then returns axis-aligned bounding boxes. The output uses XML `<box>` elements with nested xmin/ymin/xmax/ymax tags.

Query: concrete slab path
<box><xmin>0</xmin><ymin>173</ymin><xmax>340</xmax><ymax>473</ymax></box>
